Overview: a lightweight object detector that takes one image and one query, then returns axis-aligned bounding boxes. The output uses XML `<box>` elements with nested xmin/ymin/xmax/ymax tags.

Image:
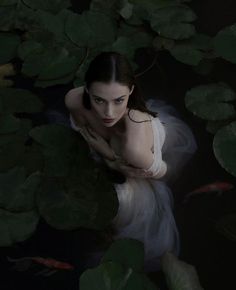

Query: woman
<box><xmin>65</xmin><ymin>51</ymin><xmax>197</xmax><ymax>271</ymax></box>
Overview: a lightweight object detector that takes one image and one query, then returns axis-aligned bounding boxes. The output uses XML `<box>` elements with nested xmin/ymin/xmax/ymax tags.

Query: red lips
<box><xmin>102</xmin><ymin>118</ymin><xmax>114</xmax><ymax>123</ymax></box>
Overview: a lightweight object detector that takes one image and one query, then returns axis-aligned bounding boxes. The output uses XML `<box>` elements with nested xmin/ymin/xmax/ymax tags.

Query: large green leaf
<box><xmin>102</xmin><ymin>239</ymin><xmax>144</xmax><ymax>272</ymax></box>
<box><xmin>0</xmin><ymin>5</ymin><xmax>17</xmax><ymax>31</ymax></box>
<box><xmin>0</xmin><ymin>118</ymin><xmax>32</xmax><ymax>172</ymax></box>
<box><xmin>0</xmin><ymin>32</ymin><xmax>20</xmax><ymax>64</ymax></box>
<box><xmin>65</xmin><ymin>11</ymin><xmax>116</xmax><ymax>48</ymax></box>
<box><xmin>22</xmin><ymin>0</ymin><xmax>71</xmax><ymax>14</ymax></box>
<box><xmin>118</xmin><ymin>22</ymin><xmax>153</xmax><ymax>48</ymax></box>
<box><xmin>161</xmin><ymin>252</ymin><xmax>204</xmax><ymax>290</ymax></box>
<box><xmin>18</xmin><ymin>40</ymin><xmax>44</xmax><ymax>61</ymax></box>
<box><xmin>0</xmin><ymin>0</ymin><xmax>18</xmax><ymax>5</ymax></box>
<box><xmin>214</xmin><ymin>24</ymin><xmax>236</xmax><ymax>63</ymax></box>
<box><xmin>168</xmin><ymin>33</ymin><xmax>212</xmax><ymax>65</ymax></box>
<box><xmin>185</xmin><ymin>83</ymin><xmax>236</xmax><ymax>120</ymax></box>
<box><xmin>108</xmin><ymin>36</ymin><xmax>136</xmax><ymax>59</ymax></box>
<box><xmin>29</xmin><ymin>124</ymin><xmax>80</xmax><ymax>177</ymax></box>
<box><xmin>150</xmin><ymin>5</ymin><xmax>196</xmax><ymax>40</ymax></box>
<box><xmin>0</xmin><ymin>167</ymin><xmax>40</xmax><ymax>211</ymax></box>
<box><xmin>0</xmin><ymin>114</ymin><xmax>20</xmax><ymax>134</ymax></box>
<box><xmin>206</xmin><ymin>120</ymin><xmax>232</xmax><ymax>135</ymax></box>
<box><xmin>213</xmin><ymin>121</ymin><xmax>236</xmax><ymax>177</ymax></box>
<box><xmin>0</xmin><ymin>88</ymin><xmax>43</xmax><ymax>113</ymax></box>
<box><xmin>80</xmin><ymin>261</ymin><xmax>158</xmax><ymax>290</ymax></box>
<box><xmin>30</xmin><ymin>124</ymin><xmax>118</xmax><ymax>230</ymax></box>
<box><xmin>215</xmin><ymin>213</ymin><xmax>236</xmax><ymax>241</ymax></box>
<box><xmin>90</xmin><ymin>0</ymin><xmax>124</xmax><ymax>20</ymax></box>
<box><xmin>37</xmin><ymin>167</ymin><xmax>118</xmax><ymax>230</ymax></box>
<box><xmin>35</xmin><ymin>9</ymin><xmax>70</xmax><ymax>40</ymax></box>
<box><xmin>0</xmin><ymin>208</ymin><xmax>39</xmax><ymax>246</ymax></box>
<box><xmin>169</xmin><ymin>44</ymin><xmax>203</xmax><ymax>65</ymax></box>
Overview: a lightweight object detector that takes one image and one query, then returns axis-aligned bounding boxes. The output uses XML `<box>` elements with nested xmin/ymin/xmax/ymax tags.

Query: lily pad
<box><xmin>0</xmin><ymin>208</ymin><xmax>39</xmax><ymax>246</ymax></box>
<box><xmin>0</xmin><ymin>167</ymin><xmax>40</xmax><ymax>211</ymax></box>
<box><xmin>0</xmin><ymin>32</ymin><xmax>20</xmax><ymax>64</ymax></box>
<box><xmin>65</xmin><ymin>11</ymin><xmax>116</xmax><ymax>48</ymax></box>
<box><xmin>0</xmin><ymin>88</ymin><xmax>43</xmax><ymax>113</ymax></box>
<box><xmin>213</xmin><ymin>121</ymin><xmax>236</xmax><ymax>177</ymax></box>
<box><xmin>185</xmin><ymin>83</ymin><xmax>236</xmax><ymax>120</ymax></box>
<box><xmin>22</xmin><ymin>0</ymin><xmax>71</xmax><ymax>14</ymax></box>
<box><xmin>0</xmin><ymin>114</ymin><xmax>20</xmax><ymax>134</ymax></box>
<box><xmin>80</xmin><ymin>260</ymin><xmax>157</xmax><ymax>290</ymax></box>
<box><xmin>214</xmin><ymin>24</ymin><xmax>236</xmax><ymax>63</ymax></box>
<box><xmin>102</xmin><ymin>239</ymin><xmax>144</xmax><ymax>272</ymax></box>
<box><xmin>150</xmin><ymin>5</ymin><xmax>196</xmax><ymax>40</ymax></box>
<box><xmin>161</xmin><ymin>252</ymin><xmax>204</xmax><ymax>290</ymax></box>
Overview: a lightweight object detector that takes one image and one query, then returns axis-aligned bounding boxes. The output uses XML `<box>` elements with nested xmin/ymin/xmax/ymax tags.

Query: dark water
<box><xmin>1</xmin><ymin>55</ymin><xmax>235</xmax><ymax>290</ymax></box>
<box><xmin>1</xmin><ymin>22</ymin><xmax>236</xmax><ymax>289</ymax></box>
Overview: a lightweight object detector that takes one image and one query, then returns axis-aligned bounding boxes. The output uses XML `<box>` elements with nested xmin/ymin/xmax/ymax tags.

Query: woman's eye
<box><xmin>115</xmin><ymin>98</ymin><xmax>124</xmax><ymax>104</ymax></box>
<box><xmin>94</xmin><ymin>98</ymin><xmax>104</xmax><ymax>104</ymax></box>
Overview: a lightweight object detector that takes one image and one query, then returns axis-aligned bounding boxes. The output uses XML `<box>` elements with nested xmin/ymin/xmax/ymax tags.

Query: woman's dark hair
<box><xmin>82</xmin><ymin>51</ymin><xmax>157</xmax><ymax>120</ymax></box>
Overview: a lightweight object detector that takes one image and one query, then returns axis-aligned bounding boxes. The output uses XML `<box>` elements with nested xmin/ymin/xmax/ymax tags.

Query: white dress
<box><xmin>70</xmin><ymin>99</ymin><xmax>197</xmax><ymax>271</ymax></box>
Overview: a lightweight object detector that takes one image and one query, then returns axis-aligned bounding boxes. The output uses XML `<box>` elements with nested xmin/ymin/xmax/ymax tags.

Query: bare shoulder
<box><xmin>124</xmin><ymin>109</ymin><xmax>153</xmax><ymax>148</ymax></box>
<box><xmin>125</xmin><ymin>109</ymin><xmax>152</xmax><ymax>133</ymax></box>
<box><xmin>64</xmin><ymin>86</ymin><xmax>84</xmax><ymax>111</ymax></box>
<box><xmin>121</xmin><ymin>110</ymin><xmax>154</xmax><ymax>168</ymax></box>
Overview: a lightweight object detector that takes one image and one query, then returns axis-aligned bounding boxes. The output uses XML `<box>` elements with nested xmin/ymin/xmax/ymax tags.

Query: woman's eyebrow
<box><xmin>91</xmin><ymin>95</ymin><xmax>126</xmax><ymax>100</ymax></box>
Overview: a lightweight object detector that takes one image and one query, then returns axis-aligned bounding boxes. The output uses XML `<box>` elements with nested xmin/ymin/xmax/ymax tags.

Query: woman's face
<box><xmin>87</xmin><ymin>81</ymin><xmax>134</xmax><ymax>127</ymax></box>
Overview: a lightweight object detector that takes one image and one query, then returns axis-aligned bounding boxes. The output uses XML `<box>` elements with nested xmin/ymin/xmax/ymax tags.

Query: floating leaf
<box><xmin>0</xmin><ymin>0</ymin><xmax>18</xmax><ymax>5</ymax></box>
<box><xmin>118</xmin><ymin>22</ymin><xmax>153</xmax><ymax>48</ymax></box>
<box><xmin>150</xmin><ymin>6</ymin><xmax>196</xmax><ymax>40</ymax></box>
<box><xmin>206</xmin><ymin>120</ymin><xmax>231</xmax><ymax>134</ymax></box>
<box><xmin>17</xmin><ymin>40</ymin><xmax>44</xmax><ymax>61</ymax></box>
<box><xmin>0</xmin><ymin>114</ymin><xmax>20</xmax><ymax>134</ymax></box>
<box><xmin>119</xmin><ymin>1</ymin><xmax>133</xmax><ymax>19</ymax></box>
<box><xmin>0</xmin><ymin>167</ymin><xmax>40</xmax><ymax>211</ymax></box>
<box><xmin>213</xmin><ymin>121</ymin><xmax>236</xmax><ymax>177</ymax></box>
<box><xmin>0</xmin><ymin>32</ymin><xmax>20</xmax><ymax>64</ymax></box>
<box><xmin>90</xmin><ymin>0</ymin><xmax>124</xmax><ymax>20</ymax></box>
<box><xmin>109</xmin><ymin>36</ymin><xmax>136</xmax><ymax>59</ymax></box>
<box><xmin>214</xmin><ymin>24</ymin><xmax>236</xmax><ymax>63</ymax></box>
<box><xmin>102</xmin><ymin>239</ymin><xmax>144</xmax><ymax>272</ymax></box>
<box><xmin>30</xmin><ymin>124</ymin><xmax>118</xmax><ymax>230</ymax></box>
<box><xmin>0</xmin><ymin>119</ymin><xmax>32</xmax><ymax>172</ymax></box>
<box><xmin>185</xmin><ymin>83</ymin><xmax>236</xmax><ymax>120</ymax></box>
<box><xmin>37</xmin><ymin>166</ymin><xmax>118</xmax><ymax>230</ymax></box>
<box><xmin>169</xmin><ymin>44</ymin><xmax>203</xmax><ymax>65</ymax></box>
<box><xmin>0</xmin><ymin>5</ymin><xmax>17</xmax><ymax>31</ymax></box>
<box><xmin>65</xmin><ymin>11</ymin><xmax>116</xmax><ymax>48</ymax></box>
<box><xmin>161</xmin><ymin>252</ymin><xmax>204</xmax><ymax>290</ymax></box>
<box><xmin>215</xmin><ymin>213</ymin><xmax>236</xmax><ymax>241</ymax></box>
<box><xmin>0</xmin><ymin>208</ymin><xmax>39</xmax><ymax>247</ymax></box>
<box><xmin>80</xmin><ymin>260</ymin><xmax>157</xmax><ymax>290</ymax></box>
<box><xmin>0</xmin><ymin>88</ymin><xmax>43</xmax><ymax>113</ymax></box>
<box><xmin>29</xmin><ymin>124</ymin><xmax>82</xmax><ymax>177</ymax></box>
<box><xmin>22</xmin><ymin>0</ymin><xmax>71</xmax><ymax>14</ymax></box>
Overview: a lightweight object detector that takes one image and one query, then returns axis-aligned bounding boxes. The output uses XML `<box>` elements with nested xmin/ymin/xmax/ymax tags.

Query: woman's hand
<box><xmin>105</xmin><ymin>158</ymin><xmax>154</xmax><ymax>178</ymax></box>
<box><xmin>78</xmin><ymin>125</ymin><xmax>116</xmax><ymax>161</ymax></box>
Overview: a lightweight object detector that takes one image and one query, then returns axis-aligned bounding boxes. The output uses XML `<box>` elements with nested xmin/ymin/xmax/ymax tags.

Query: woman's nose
<box><xmin>104</xmin><ymin>104</ymin><xmax>113</xmax><ymax>117</ymax></box>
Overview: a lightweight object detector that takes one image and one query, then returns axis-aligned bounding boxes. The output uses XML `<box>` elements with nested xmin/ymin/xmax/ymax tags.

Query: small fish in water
<box><xmin>183</xmin><ymin>181</ymin><xmax>234</xmax><ymax>203</ymax></box>
<box><xmin>7</xmin><ymin>256</ymin><xmax>74</xmax><ymax>276</ymax></box>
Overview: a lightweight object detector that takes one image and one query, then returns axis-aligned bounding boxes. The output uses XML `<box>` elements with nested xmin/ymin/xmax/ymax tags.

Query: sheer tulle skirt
<box><xmin>112</xmin><ymin>99</ymin><xmax>197</xmax><ymax>271</ymax></box>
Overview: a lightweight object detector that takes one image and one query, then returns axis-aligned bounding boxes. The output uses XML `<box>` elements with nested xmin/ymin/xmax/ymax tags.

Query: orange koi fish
<box><xmin>7</xmin><ymin>256</ymin><xmax>74</xmax><ymax>275</ymax></box>
<box><xmin>183</xmin><ymin>181</ymin><xmax>234</xmax><ymax>203</ymax></box>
